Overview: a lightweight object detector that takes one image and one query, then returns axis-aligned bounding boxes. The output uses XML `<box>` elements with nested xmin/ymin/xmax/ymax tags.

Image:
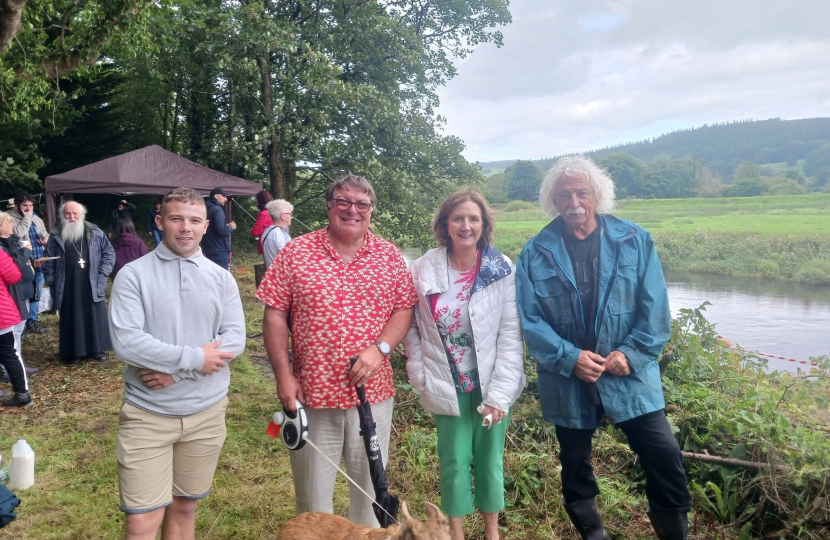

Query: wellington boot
<box><xmin>648</xmin><ymin>509</ymin><xmax>689</xmax><ymax>540</ymax></box>
<box><xmin>563</xmin><ymin>498</ymin><xmax>611</xmax><ymax>540</ymax></box>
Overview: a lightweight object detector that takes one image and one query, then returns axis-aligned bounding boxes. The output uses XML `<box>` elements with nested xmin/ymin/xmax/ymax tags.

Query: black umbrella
<box><xmin>350</xmin><ymin>356</ymin><xmax>399</xmax><ymax>527</ymax></box>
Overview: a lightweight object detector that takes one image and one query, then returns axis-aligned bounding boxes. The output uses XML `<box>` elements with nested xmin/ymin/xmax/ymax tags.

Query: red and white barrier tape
<box><xmin>753</xmin><ymin>351</ymin><xmax>819</xmax><ymax>367</ymax></box>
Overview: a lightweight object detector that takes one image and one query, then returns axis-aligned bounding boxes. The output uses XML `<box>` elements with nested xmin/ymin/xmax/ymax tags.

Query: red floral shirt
<box><xmin>256</xmin><ymin>227</ymin><xmax>417</xmax><ymax>408</ymax></box>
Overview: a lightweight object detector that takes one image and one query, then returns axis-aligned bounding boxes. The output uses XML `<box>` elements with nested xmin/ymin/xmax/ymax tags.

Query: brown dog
<box><xmin>277</xmin><ymin>502</ymin><xmax>451</xmax><ymax>540</ymax></box>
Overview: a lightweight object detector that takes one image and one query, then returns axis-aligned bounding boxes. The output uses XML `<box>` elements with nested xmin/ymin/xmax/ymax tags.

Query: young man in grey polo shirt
<box><xmin>109</xmin><ymin>188</ymin><xmax>246</xmax><ymax>540</ymax></box>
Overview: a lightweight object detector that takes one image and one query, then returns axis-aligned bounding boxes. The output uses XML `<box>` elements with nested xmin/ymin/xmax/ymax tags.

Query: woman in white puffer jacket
<box><xmin>404</xmin><ymin>188</ymin><xmax>525</xmax><ymax>540</ymax></box>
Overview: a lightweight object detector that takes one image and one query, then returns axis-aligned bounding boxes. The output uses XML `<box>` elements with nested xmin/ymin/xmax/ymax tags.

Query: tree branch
<box><xmin>16</xmin><ymin>0</ymin><xmax>154</xmax><ymax>81</ymax></box>
<box><xmin>681</xmin><ymin>451</ymin><xmax>790</xmax><ymax>472</ymax></box>
<box><xmin>0</xmin><ymin>0</ymin><xmax>29</xmax><ymax>54</ymax></box>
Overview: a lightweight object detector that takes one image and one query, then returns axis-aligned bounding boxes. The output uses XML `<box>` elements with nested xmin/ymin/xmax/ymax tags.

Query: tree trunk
<box><xmin>161</xmin><ymin>92</ymin><xmax>170</xmax><ymax>149</ymax></box>
<box><xmin>285</xmin><ymin>158</ymin><xmax>296</xmax><ymax>201</ymax></box>
<box><xmin>170</xmin><ymin>91</ymin><xmax>180</xmax><ymax>153</ymax></box>
<box><xmin>258</xmin><ymin>55</ymin><xmax>284</xmax><ymax>198</ymax></box>
<box><xmin>227</xmin><ymin>79</ymin><xmax>236</xmax><ymax>175</ymax></box>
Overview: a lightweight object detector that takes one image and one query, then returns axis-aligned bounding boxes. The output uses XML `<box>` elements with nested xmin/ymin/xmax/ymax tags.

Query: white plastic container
<box><xmin>8</xmin><ymin>440</ymin><xmax>35</xmax><ymax>490</ymax></box>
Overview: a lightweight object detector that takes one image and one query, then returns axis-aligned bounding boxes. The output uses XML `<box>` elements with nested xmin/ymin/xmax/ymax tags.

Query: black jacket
<box><xmin>110</xmin><ymin>202</ymin><xmax>137</xmax><ymax>232</ymax></box>
<box><xmin>0</xmin><ymin>235</ymin><xmax>35</xmax><ymax>318</ymax></box>
<box><xmin>201</xmin><ymin>197</ymin><xmax>233</xmax><ymax>254</ymax></box>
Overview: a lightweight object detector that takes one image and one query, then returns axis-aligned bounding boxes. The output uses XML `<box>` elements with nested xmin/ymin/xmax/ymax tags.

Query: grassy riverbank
<box><xmin>494</xmin><ymin>194</ymin><xmax>830</xmax><ymax>284</ymax></box>
<box><xmin>0</xmin><ymin>254</ymin><xmax>827</xmax><ymax>539</ymax></box>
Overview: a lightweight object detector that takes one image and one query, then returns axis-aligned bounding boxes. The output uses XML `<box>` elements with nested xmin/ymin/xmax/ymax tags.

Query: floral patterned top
<box><xmin>431</xmin><ymin>262</ymin><xmax>480</xmax><ymax>392</ymax></box>
<box><xmin>256</xmin><ymin>227</ymin><xmax>417</xmax><ymax>408</ymax></box>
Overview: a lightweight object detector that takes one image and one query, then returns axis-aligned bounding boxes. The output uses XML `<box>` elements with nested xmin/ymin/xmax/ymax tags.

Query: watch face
<box><xmin>378</xmin><ymin>341</ymin><xmax>391</xmax><ymax>355</ymax></box>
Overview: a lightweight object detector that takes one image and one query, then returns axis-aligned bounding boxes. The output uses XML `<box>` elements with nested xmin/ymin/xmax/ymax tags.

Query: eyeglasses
<box><xmin>330</xmin><ymin>198</ymin><xmax>373</xmax><ymax>214</ymax></box>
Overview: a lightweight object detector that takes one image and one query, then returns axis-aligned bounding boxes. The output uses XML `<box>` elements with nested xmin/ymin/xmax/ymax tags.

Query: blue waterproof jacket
<box><xmin>516</xmin><ymin>214</ymin><xmax>671</xmax><ymax>429</ymax></box>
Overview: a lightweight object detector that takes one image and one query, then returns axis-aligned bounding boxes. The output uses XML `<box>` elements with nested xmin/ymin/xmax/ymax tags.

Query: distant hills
<box><xmin>480</xmin><ymin>117</ymin><xmax>830</xmax><ymax>179</ymax></box>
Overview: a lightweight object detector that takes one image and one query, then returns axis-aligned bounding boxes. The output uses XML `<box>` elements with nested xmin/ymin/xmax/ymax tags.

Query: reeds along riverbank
<box><xmin>653</xmin><ymin>232</ymin><xmax>830</xmax><ymax>284</ymax></box>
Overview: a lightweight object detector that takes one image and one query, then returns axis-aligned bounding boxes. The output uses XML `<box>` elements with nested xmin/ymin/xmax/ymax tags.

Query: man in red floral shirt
<box><xmin>257</xmin><ymin>174</ymin><xmax>416</xmax><ymax>526</ymax></box>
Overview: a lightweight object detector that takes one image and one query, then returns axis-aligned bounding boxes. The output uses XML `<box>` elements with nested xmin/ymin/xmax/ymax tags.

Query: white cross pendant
<box><xmin>78</xmin><ymin>257</ymin><xmax>86</xmax><ymax>269</ymax></box>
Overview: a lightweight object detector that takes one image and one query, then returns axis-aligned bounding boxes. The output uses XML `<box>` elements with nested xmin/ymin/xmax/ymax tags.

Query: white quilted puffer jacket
<box><xmin>404</xmin><ymin>246</ymin><xmax>526</xmax><ymax>416</ymax></box>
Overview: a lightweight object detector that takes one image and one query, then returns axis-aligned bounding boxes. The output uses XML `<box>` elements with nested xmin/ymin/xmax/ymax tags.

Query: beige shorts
<box><xmin>116</xmin><ymin>395</ymin><xmax>229</xmax><ymax>513</ymax></box>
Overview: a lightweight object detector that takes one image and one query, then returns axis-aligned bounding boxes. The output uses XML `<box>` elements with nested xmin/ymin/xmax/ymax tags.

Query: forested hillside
<box><xmin>481</xmin><ymin>118</ymin><xmax>830</xmax><ymax>202</ymax></box>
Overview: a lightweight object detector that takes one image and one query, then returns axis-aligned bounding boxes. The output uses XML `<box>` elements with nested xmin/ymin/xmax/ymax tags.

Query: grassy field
<box><xmin>493</xmin><ymin>194</ymin><xmax>830</xmax><ymax>283</ymax></box>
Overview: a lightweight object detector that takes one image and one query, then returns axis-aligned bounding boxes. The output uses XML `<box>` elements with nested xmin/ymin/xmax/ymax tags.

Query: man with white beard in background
<box><xmin>43</xmin><ymin>201</ymin><xmax>116</xmax><ymax>364</ymax></box>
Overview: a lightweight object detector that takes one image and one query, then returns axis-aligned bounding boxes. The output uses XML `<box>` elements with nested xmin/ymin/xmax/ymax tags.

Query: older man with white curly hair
<box><xmin>42</xmin><ymin>200</ymin><xmax>115</xmax><ymax>365</ymax></box>
<box><xmin>515</xmin><ymin>156</ymin><xmax>691</xmax><ymax>540</ymax></box>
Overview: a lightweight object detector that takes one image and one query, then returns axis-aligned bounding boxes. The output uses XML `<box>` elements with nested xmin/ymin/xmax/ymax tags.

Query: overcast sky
<box><xmin>437</xmin><ymin>0</ymin><xmax>830</xmax><ymax>163</ymax></box>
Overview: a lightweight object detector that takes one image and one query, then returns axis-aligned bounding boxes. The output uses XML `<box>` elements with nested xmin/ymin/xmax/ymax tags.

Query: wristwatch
<box><xmin>376</xmin><ymin>340</ymin><xmax>391</xmax><ymax>356</ymax></box>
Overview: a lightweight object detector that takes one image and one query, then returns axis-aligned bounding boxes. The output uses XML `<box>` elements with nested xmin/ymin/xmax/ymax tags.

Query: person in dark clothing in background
<box><xmin>201</xmin><ymin>188</ymin><xmax>236</xmax><ymax>270</ymax></box>
<box><xmin>146</xmin><ymin>198</ymin><xmax>163</xmax><ymax>247</ymax></box>
<box><xmin>8</xmin><ymin>192</ymin><xmax>49</xmax><ymax>335</ymax></box>
<box><xmin>0</xmin><ymin>212</ymin><xmax>40</xmax><ymax>384</ymax></box>
<box><xmin>112</xmin><ymin>219</ymin><xmax>150</xmax><ymax>278</ymax></box>
<box><xmin>110</xmin><ymin>199</ymin><xmax>137</xmax><ymax>238</ymax></box>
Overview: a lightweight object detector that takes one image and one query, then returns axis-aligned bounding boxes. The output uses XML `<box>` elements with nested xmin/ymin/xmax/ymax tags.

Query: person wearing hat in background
<box><xmin>8</xmin><ymin>192</ymin><xmax>49</xmax><ymax>336</ymax></box>
<box><xmin>201</xmin><ymin>188</ymin><xmax>236</xmax><ymax>270</ymax></box>
<box><xmin>110</xmin><ymin>199</ymin><xmax>137</xmax><ymax>238</ymax></box>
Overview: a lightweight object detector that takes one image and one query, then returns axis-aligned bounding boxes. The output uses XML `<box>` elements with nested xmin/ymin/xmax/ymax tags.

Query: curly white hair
<box><xmin>539</xmin><ymin>155</ymin><xmax>616</xmax><ymax>219</ymax></box>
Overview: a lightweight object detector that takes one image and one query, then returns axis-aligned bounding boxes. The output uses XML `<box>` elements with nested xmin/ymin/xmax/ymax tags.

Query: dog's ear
<box><xmin>400</xmin><ymin>501</ymin><xmax>414</xmax><ymax>522</ymax></box>
<box><xmin>424</xmin><ymin>502</ymin><xmax>446</xmax><ymax>524</ymax></box>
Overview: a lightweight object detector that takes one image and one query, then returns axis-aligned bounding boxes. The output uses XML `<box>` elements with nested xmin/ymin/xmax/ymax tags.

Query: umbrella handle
<box><xmin>349</xmin><ymin>356</ymin><xmax>368</xmax><ymax>404</ymax></box>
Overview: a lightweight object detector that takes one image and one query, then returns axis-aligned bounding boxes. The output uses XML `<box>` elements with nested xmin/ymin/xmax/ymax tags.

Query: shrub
<box><xmin>794</xmin><ymin>259</ymin><xmax>830</xmax><ymax>284</ymax></box>
<box><xmin>505</xmin><ymin>200</ymin><xmax>536</xmax><ymax>212</ymax></box>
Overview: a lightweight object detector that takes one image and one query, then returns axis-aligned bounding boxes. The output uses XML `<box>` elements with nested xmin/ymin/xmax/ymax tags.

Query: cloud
<box><xmin>437</xmin><ymin>0</ymin><xmax>830</xmax><ymax>162</ymax></box>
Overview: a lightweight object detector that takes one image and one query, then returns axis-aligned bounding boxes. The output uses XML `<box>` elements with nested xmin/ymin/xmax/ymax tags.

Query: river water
<box><xmin>665</xmin><ymin>271</ymin><xmax>830</xmax><ymax>373</ymax></box>
<box><xmin>400</xmin><ymin>250</ymin><xmax>830</xmax><ymax>374</ymax></box>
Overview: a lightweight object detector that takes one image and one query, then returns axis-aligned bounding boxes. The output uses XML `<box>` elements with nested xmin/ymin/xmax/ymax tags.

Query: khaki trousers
<box><xmin>289</xmin><ymin>397</ymin><xmax>394</xmax><ymax>527</ymax></box>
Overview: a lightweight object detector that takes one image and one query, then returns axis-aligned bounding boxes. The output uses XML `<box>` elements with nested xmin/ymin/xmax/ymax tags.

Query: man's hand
<box><xmin>605</xmin><ymin>350</ymin><xmax>631</xmax><ymax>377</ymax></box>
<box><xmin>34</xmin><ymin>260</ymin><xmax>44</xmax><ymax>268</ymax></box>
<box><xmin>573</xmin><ymin>350</ymin><xmax>607</xmax><ymax>383</ymax></box>
<box><xmin>37</xmin><ymin>236</ymin><xmax>48</xmax><ymax>245</ymax></box>
<box><xmin>275</xmin><ymin>370</ymin><xmax>305</xmax><ymax>412</ymax></box>
<box><xmin>200</xmin><ymin>340</ymin><xmax>233</xmax><ymax>375</ymax></box>
<box><xmin>350</xmin><ymin>344</ymin><xmax>385</xmax><ymax>386</ymax></box>
<box><xmin>136</xmin><ymin>369</ymin><xmax>175</xmax><ymax>390</ymax></box>
<box><xmin>229</xmin><ymin>221</ymin><xmax>237</xmax><ymax>231</ymax></box>
<box><xmin>21</xmin><ymin>206</ymin><xmax>32</xmax><ymax>216</ymax></box>
<box><xmin>480</xmin><ymin>404</ymin><xmax>507</xmax><ymax>424</ymax></box>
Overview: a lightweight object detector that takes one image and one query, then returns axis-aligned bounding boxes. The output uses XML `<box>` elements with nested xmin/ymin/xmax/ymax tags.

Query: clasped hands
<box><xmin>573</xmin><ymin>349</ymin><xmax>630</xmax><ymax>383</ymax></box>
<box><xmin>137</xmin><ymin>340</ymin><xmax>233</xmax><ymax>390</ymax></box>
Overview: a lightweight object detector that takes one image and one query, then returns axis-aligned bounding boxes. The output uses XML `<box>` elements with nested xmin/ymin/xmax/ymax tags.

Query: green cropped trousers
<box><xmin>434</xmin><ymin>388</ymin><xmax>511</xmax><ymax>517</ymax></box>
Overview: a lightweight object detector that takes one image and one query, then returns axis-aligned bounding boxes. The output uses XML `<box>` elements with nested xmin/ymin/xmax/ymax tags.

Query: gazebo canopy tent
<box><xmin>44</xmin><ymin>145</ymin><xmax>262</xmax><ymax>230</ymax></box>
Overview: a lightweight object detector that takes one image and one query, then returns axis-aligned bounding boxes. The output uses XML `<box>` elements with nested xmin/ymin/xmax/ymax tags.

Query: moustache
<box><xmin>566</xmin><ymin>207</ymin><xmax>587</xmax><ymax>215</ymax></box>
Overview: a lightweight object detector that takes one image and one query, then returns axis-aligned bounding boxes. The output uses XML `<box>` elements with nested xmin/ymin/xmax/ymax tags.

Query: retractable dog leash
<box><xmin>266</xmin><ymin>399</ymin><xmax>399</xmax><ymax>525</ymax></box>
